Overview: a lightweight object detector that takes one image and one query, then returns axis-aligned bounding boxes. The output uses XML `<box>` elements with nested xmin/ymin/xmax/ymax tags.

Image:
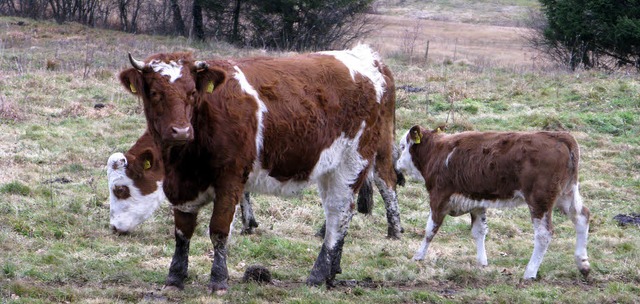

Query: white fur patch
<box><xmin>319</xmin><ymin>44</ymin><xmax>386</xmax><ymax>103</ymax></box>
<box><xmin>107</xmin><ymin>153</ymin><xmax>165</xmax><ymax>233</ymax></box>
<box><xmin>445</xmin><ymin>148</ymin><xmax>456</xmax><ymax>168</ymax></box>
<box><xmin>448</xmin><ymin>191</ymin><xmax>526</xmax><ymax>214</ymax></box>
<box><xmin>396</xmin><ymin>130</ymin><xmax>425</xmax><ymax>183</ymax></box>
<box><xmin>245</xmin><ymin>122</ymin><xmax>369</xmax><ymax>199</ymax></box>
<box><xmin>172</xmin><ymin>186</ymin><xmax>215</xmax><ymax>213</ymax></box>
<box><xmin>150</xmin><ymin>60</ymin><xmax>183</xmax><ymax>83</ymax></box>
<box><xmin>234</xmin><ymin>66</ymin><xmax>268</xmax><ymax>159</ymax></box>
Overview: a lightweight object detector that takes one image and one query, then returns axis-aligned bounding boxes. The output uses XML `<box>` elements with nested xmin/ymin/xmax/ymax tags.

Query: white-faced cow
<box><xmin>107</xmin><ymin>131</ymin><xmax>259</xmax><ymax>235</ymax></box>
<box><xmin>118</xmin><ymin>45</ymin><xmax>401</xmax><ymax>293</ymax></box>
<box><xmin>396</xmin><ymin>125</ymin><xmax>590</xmax><ymax>279</ymax></box>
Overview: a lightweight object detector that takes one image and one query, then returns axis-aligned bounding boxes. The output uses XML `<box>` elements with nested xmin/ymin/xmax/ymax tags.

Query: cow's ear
<box><xmin>409</xmin><ymin>125</ymin><xmax>423</xmax><ymax>144</ymax></box>
<box><xmin>119</xmin><ymin>68</ymin><xmax>144</xmax><ymax>96</ymax></box>
<box><xmin>196</xmin><ymin>67</ymin><xmax>226</xmax><ymax>94</ymax></box>
<box><xmin>434</xmin><ymin>124</ymin><xmax>446</xmax><ymax>133</ymax></box>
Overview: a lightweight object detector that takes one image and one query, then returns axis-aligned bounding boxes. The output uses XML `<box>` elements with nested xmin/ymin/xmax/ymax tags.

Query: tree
<box><xmin>245</xmin><ymin>0</ymin><xmax>375</xmax><ymax>51</ymax></box>
<box><xmin>534</xmin><ymin>0</ymin><xmax>640</xmax><ymax>70</ymax></box>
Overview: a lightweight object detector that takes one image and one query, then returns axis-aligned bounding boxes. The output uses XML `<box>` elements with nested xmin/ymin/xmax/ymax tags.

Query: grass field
<box><xmin>1</xmin><ymin>4</ymin><xmax>640</xmax><ymax>303</ymax></box>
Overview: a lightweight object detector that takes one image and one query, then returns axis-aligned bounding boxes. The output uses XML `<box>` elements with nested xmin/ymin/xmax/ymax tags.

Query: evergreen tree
<box><xmin>537</xmin><ymin>0</ymin><xmax>640</xmax><ymax>70</ymax></box>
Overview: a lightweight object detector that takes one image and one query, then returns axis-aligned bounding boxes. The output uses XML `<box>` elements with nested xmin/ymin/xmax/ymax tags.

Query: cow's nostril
<box><xmin>171</xmin><ymin>126</ymin><xmax>191</xmax><ymax>140</ymax></box>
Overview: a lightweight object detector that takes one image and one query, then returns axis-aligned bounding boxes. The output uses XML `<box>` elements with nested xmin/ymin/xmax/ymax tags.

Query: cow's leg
<box><xmin>413</xmin><ymin>208</ymin><xmax>446</xmax><ymax>261</ymax></box>
<box><xmin>524</xmin><ymin>208</ymin><xmax>553</xmax><ymax>279</ymax></box>
<box><xmin>374</xmin><ymin>150</ymin><xmax>403</xmax><ymax>239</ymax></box>
<box><xmin>208</xmin><ymin>189</ymin><xmax>242</xmax><ymax>294</ymax></box>
<box><xmin>307</xmin><ymin>177</ymin><xmax>356</xmax><ymax>287</ymax></box>
<box><xmin>316</xmin><ymin>177</ymin><xmax>373</xmax><ymax>238</ymax></box>
<box><xmin>240</xmin><ymin>192</ymin><xmax>259</xmax><ymax>234</ymax></box>
<box><xmin>470</xmin><ymin>208</ymin><xmax>488</xmax><ymax>266</ymax></box>
<box><xmin>165</xmin><ymin>210</ymin><xmax>198</xmax><ymax>290</ymax></box>
<box><xmin>556</xmin><ymin>184</ymin><xmax>590</xmax><ymax>277</ymax></box>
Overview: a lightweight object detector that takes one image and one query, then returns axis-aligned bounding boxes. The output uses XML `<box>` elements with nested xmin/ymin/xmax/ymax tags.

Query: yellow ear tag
<box><xmin>436</xmin><ymin>127</ymin><xmax>442</xmax><ymax>133</ymax></box>
<box><xmin>143</xmin><ymin>159</ymin><xmax>151</xmax><ymax>170</ymax></box>
<box><xmin>129</xmin><ymin>83</ymin><xmax>137</xmax><ymax>93</ymax></box>
<box><xmin>414</xmin><ymin>131</ymin><xmax>421</xmax><ymax>144</ymax></box>
<box><xmin>206</xmin><ymin>81</ymin><xmax>214</xmax><ymax>93</ymax></box>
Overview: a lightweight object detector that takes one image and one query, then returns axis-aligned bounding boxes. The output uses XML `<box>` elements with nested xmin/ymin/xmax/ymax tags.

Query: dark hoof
<box><xmin>208</xmin><ymin>281</ymin><xmax>229</xmax><ymax>294</ymax></box>
<box><xmin>580</xmin><ymin>267</ymin><xmax>590</xmax><ymax>278</ymax></box>
<box><xmin>162</xmin><ymin>285</ymin><xmax>183</xmax><ymax>292</ymax></box>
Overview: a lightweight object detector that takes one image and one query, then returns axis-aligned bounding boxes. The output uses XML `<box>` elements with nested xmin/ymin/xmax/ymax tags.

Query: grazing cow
<box><xmin>107</xmin><ymin>131</ymin><xmax>259</xmax><ymax>235</ymax></box>
<box><xmin>118</xmin><ymin>45</ymin><xmax>401</xmax><ymax>292</ymax></box>
<box><xmin>107</xmin><ymin>131</ymin><xmax>400</xmax><ymax>235</ymax></box>
<box><xmin>396</xmin><ymin>125</ymin><xmax>590</xmax><ymax>279</ymax></box>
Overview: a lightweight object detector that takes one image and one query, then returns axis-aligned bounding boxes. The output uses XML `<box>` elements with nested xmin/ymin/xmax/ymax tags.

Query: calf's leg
<box><xmin>413</xmin><ymin>208</ymin><xmax>446</xmax><ymax>261</ymax></box>
<box><xmin>556</xmin><ymin>184</ymin><xmax>590</xmax><ymax>277</ymax></box>
<box><xmin>165</xmin><ymin>210</ymin><xmax>198</xmax><ymax>290</ymax></box>
<box><xmin>470</xmin><ymin>208</ymin><xmax>488</xmax><ymax>266</ymax></box>
<box><xmin>524</xmin><ymin>209</ymin><xmax>553</xmax><ymax>279</ymax></box>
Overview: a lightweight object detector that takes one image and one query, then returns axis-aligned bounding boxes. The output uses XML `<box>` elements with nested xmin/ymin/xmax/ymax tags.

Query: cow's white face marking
<box><xmin>396</xmin><ymin>130</ymin><xmax>425</xmax><ymax>183</ymax></box>
<box><xmin>150</xmin><ymin>60</ymin><xmax>183</xmax><ymax>83</ymax></box>
<box><xmin>234</xmin><ymin>66</ymin><xmax>268</xmax><ymax>159</ymax></box>
<box><xmin>319</xmin><ymin>44</ymin><xmax>386</xmax><ymax>103</ymax></box>
<box><xmin>107</xmin><ymin>153</ymin><xmax>165</xmax><ymax>233</ymax></box>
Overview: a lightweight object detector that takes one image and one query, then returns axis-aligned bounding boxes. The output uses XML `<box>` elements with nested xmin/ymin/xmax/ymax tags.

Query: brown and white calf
<box><xmin>107</xmin><ymin>131</ymin><xmax>258</xmax><ymax>234</ymax></box>
<box><xmin>118</xmin><ymin>45</ymin><xmax>401</xmax><ymax>292</ymax></box>
<box><xmin>396</xmin><ymin>125</ymin><xmax>590</xmax><ymax>279</ymax></box>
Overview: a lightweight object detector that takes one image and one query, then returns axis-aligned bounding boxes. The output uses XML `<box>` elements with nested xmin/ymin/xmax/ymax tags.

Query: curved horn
<box><xmin>128</xmin><ymin>53</ymin><xmax>146</xmax><ymax>70</ymax></box>
<box><xmin>194</xmin><ymin>60</ymin><xmax>208</xmax><ymax>71</ymax></box>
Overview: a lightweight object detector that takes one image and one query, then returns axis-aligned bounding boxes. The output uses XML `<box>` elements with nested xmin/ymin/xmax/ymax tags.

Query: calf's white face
<box><xmin>107</xmin><ymin>152</ymin><xmax>165</xmax><ymax>234</ymax></box>
<box><xmin>396</xmin><ymin>130</ymin><xmax>425</xmax><ymax>183</ymax></box>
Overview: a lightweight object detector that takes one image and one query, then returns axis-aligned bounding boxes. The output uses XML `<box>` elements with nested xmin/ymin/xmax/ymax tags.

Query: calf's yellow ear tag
<box><xmin>436</xmin><ymin>127</ymin><xmax>442</xmax><ymax>133</ymax></box>
<box><xmin>129</xmin><ymin>83</ymin><xmax>137</xmax><ymax>93</ymax></box>
<box><xmin>143</xmin><ymin>159</ymin><xmax>151</xmax><ymax>170</ymax></box>
<box><xmin>206</xmin><ymin>81</ymin><xmax>214</xmax><ymax>93</ymax></box>
<box><xmin>413</xmin><ymin>130</ymin><xmax>421</xmax><ymax>144</ymax></box>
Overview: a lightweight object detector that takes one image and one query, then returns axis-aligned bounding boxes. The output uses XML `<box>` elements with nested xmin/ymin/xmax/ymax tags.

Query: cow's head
<box><xmin>119</xmin><ymin>53</ymin><xmax>226</xmax><ymax>146</ymax></box>
<box><xmin>397</xmin><ymin>125</ymin><xmax>441</xmax><ymax>183</ymax></box>
<box><xmin>107</xmin><ymin>143</ymin><xmax>165</xmax><ymax>234</ymax></box>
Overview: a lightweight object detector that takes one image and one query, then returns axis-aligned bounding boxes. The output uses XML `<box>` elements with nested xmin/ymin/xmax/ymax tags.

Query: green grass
<box><xmin>1</xmin><ymin>14</ymin><xmax>640</xmax><ymax>303</ymax></box>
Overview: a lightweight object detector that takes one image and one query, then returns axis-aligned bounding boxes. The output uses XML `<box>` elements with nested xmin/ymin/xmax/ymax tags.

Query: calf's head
<box><xmin>397</xmin><ymin>125</ymin><xmax>440</xmax><ymax>183</ymax></box>
<box><xmin>107</xmin><ymin>146</ymin><xmax>165</xmax><ymax>234</ymax></box>
<box><xmin>119</xmin><ymin>53</ymin><xmax>226</xmax><ymax>146</ymax></box>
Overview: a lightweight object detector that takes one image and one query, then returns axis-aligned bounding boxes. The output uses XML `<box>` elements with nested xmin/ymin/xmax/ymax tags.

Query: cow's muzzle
<box><xmin>170</xmin><ymin>126</ymin><xmax>193</xmax><ymax>143</ymax></box>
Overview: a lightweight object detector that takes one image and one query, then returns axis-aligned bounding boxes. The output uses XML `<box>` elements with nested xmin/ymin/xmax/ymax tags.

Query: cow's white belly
<box><xmin>448</xmin><ymin>190</ymin><xmax>527</xmax><ymax>215</ymax></box>
<box><xmin>246</xmin><ymin>124</ymin><xmax>368</xmax><ymax>197</ymax></box>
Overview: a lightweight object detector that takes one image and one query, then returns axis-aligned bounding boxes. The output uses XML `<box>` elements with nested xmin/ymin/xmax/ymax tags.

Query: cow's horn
<box><xmin>194</xmin><ymin>61</ymin><xmax>208</xmax><ymax>70</ymax></box>
<box><xmin>128</xmin><ymin>53</ymin><xmax>146</xmax><ymax>70</ymax></box>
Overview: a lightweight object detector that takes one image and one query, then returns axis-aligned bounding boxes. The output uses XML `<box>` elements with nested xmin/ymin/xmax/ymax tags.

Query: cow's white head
<box><xmin>107</xmin><ymin>151</ymin><xmax>165</xmax><ymax>234</ymax></box>
<box><xmin>397</xmin><ymin>125</ymin><xmax>426</xmax><ymax>183</ymax></box>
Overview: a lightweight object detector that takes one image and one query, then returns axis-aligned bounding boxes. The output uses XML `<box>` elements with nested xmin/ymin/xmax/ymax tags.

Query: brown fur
<box><xmin>119</xmin><ymin>48</ymin><xmax>399</xmax><ymax>290</ymax></box>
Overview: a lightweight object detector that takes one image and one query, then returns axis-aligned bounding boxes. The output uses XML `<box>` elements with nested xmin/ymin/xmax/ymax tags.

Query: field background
<box><xmin>1</xmin><ymin>0</ymin><xmax>640</xmax><ymax>303</ymax></box>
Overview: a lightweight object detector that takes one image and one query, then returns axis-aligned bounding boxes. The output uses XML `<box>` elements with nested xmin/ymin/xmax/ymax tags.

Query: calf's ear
<box><xmin>119</xmin><ymin>68</ymin><xmax>144</xmax><ymax>96</ymax></box>
<box><xmin>195</xmin><ymin>66</ymin><xmax>226</xmax><ymax>94</ymax></box>
<box><xmin>409</xmin><ymin>125</ymin><xmax>423</xmax><ymax>144</ymax></box>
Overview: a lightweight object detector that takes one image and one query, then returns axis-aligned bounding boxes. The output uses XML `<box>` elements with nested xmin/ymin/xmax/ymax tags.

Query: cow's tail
<box><xmin>356</xmin><ymin>177</ymin><xmax>374</xmax><ymax>214</ymax></box>
<box><xmin>560</xmin><ymin>133</ymin><xmax>581</xmax><ymax>193</ymax></box>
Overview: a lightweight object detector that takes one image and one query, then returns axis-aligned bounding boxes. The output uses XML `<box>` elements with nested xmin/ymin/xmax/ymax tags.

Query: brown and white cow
<box><xmin>107</xmin><ymin>131</ymin><xmax>258</xmax><ymax>234</ymax></box>
<box><xmin>118</xmin><ymin>45</ymin><xmax>401</xmax><ymax>292</ymax></box>
<box><xmin>396</xmin><ymin>125</ymin><xmax>590</xmax><ymax>279</ymax></box>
